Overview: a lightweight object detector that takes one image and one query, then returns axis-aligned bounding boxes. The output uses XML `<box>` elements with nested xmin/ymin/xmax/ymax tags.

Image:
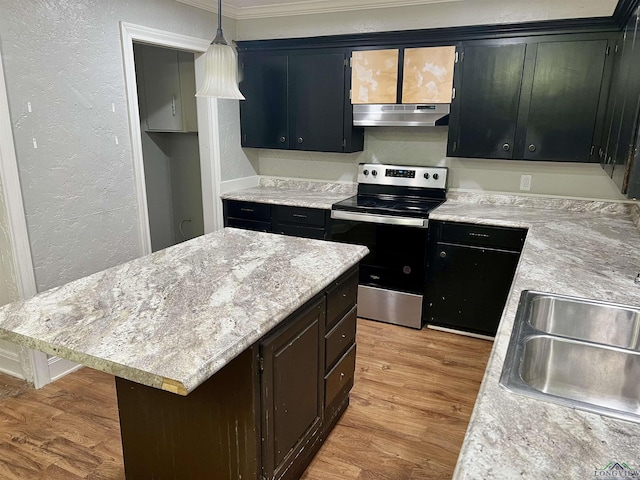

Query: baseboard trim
<box><xmin>219</xmin><ymin>175</ymin><xmax>260</xmax><ymax>194</ymax></box>
<box><xmin>0</xmin><ymin>343</ymin><xmax>24</xmax><ymax>379</ymax></box>
<box><xmin>48</xmin><ymin>356</ymin><xmax>82</xmax><ymax>382</ymax></box>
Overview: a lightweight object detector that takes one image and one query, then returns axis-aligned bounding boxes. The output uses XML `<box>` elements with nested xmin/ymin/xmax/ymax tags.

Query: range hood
<box><xmin>353</xmin><ymin>104</ymin><xmax>450</xmax><ymax>127</ymax></box>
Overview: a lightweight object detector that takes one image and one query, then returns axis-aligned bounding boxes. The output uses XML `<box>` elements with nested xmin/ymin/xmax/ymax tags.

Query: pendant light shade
<box><xmin>195</xmin><ymin>0</ymin><xmax>245</xmax><ymax>100</ymax></box>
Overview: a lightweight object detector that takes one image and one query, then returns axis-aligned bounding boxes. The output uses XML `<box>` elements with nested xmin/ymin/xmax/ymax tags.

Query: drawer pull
<box><xmin>340</xmin><ymin>372</ymin><xmax>345</xmax><ymax>380</ymax></box>
<box><xmin>240</xmin><ymin>208</ymin><xmax>254</xmax><ymax>213</ymax></box>
<box><xmin>292</xmin><ymin>214</ymin><xmax>307</xmax><ymax>219</ymax></box>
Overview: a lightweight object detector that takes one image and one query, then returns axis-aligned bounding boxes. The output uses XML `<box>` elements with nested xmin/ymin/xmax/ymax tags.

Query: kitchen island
<box><xmin>0</xmin><ymin>227</ymin><xmax>368</xmax><ymax>479</ymax></box>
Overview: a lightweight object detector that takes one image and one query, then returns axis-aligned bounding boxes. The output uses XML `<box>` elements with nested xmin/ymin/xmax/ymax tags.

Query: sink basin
<box><xmin>528</xmin><ymin>295</ymin><xmax>640</xmax><ymax>350</ymax></box>
<box><xmin>500</xmin><ymin>291</ymin><xmax>640</xmax><ymax>424</ymax></box>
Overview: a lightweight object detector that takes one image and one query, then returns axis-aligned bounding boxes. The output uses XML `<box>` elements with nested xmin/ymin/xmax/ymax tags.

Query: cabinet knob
<box><xmin>502</xmin><ymin>143</ymin><xmax>510</xmax><ymax>152</ymax></box>
<box><xmin>279</xmin><ymin>136</ymin><xmax>286</xmax><ymax>143</ymax></box>
<box><xmin>297</xmin><ymin>137</ymin><xmax>304</xmax><ymax>144</ymax></box>
<box><xmin>341</xmin><ymin>333</ymin><xmax>347</xmax><ymax>339</ymax></box>
<box><xmin>528</xmin><ymin>144</ymin><xmax>537</xmax><ymax>152</ymax></box>
<box><xmin>439</xmin><ymin>251</ymin><xmax>447</xmax><ymax>258</ymax></box>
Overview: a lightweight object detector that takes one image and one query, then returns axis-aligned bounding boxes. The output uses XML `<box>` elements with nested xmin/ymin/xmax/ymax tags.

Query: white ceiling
<box><xmin>178</xmin><ymin>0</ymin><xmax>619</xmax><ymax>20</ymax></box>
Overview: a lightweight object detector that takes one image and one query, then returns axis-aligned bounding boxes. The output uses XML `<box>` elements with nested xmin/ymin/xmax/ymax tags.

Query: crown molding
<box><xmin>177</xmin><ymin>0</ymin><xmax>461</xmax><ymax>20</ymax></box>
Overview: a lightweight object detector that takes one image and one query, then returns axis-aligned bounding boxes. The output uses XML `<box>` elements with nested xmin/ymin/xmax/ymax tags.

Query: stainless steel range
<box><xmin>330</xmin><ymin>163</ymin><xmax>448</xmax><ymax>329</ymax></box>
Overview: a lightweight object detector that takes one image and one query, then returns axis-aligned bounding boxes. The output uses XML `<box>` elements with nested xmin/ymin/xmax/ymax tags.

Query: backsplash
<box><xmin>250</xmin><ymin>127</ymin><xmax>626</xmax><ymax>201</ymax></box>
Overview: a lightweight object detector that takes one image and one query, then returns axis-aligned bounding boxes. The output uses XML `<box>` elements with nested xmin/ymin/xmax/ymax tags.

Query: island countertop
<box><xmin>0</xmin><ymin>228</ymin><xmax>368</xmax><ymax>395</ymax></box>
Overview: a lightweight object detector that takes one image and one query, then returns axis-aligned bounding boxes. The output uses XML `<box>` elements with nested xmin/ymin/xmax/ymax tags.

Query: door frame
<box><xmin>119</xmin><ymin>22</ymin><xmax>224</xmax><ymax>255</ymax></box>
<box><xmin>0</xmin><ymin>50</ymin><xmax>51</xmax><ymax>388</ymax></box>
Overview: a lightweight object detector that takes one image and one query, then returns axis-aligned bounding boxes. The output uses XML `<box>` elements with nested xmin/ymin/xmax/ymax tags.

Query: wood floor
<box><xmin>0</xmin><ymin>320</ymin><xmax>492</xmax><ymax>479</ymax></box>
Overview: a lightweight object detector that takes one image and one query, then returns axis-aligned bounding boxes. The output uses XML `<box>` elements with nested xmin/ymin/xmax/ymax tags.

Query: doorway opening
<box><xmin>133</xmin><ymin>43</ymin><xmax>204</xmax><ymax>252</ymax></box>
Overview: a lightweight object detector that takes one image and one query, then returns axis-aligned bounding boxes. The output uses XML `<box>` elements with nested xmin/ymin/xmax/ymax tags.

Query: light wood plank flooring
<box><xmin>0</xmin><ymin>319</ymin><xmax>492</xmax><ymax>479</ymax></box>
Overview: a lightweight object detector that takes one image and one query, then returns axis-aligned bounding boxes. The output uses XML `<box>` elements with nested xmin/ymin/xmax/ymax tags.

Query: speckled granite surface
<box><xmin>428</xmin><ymin>200</ymin><xmax>640</xmax><ymax>479</ymax></box>
<box><xmin>220</xmin><ymin>177</ymin><xmax>356</xmax><ymax>209</ymax></box>
<box><xmin>0</xmin><ymin>228</ymin><xmax>368</xmax><ymax>395</ymax></box>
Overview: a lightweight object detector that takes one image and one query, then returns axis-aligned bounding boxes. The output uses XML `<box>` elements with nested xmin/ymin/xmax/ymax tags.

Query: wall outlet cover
<box><xmin>520</xmin><ymin>174</ymin><xmax>532</xmax><ymax>191</ymax></box>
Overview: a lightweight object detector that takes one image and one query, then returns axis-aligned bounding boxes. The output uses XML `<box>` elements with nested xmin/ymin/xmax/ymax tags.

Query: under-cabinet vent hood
<box><xmin>353</xmin><ymin>104</ymin><xmax>450</xmax><ymax>127</ymax></box>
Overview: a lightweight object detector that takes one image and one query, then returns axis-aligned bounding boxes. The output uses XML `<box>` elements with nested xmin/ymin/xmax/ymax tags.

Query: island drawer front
<box><xmin>225</xmin><ymin>200</ymin><xmax>271</xmax><ymax>221</ymax></box>
<box><xmin>324</xmin><ymin>343</ymin><xmax>356</xmax><ymax>408</ymax></box>
<box><xmin>325</xmin><ymin>306</ymin><xmax>356</xmax><ymax>371</ymax></box>
<box><xmin>273</xmin><ymin>205</ymin><xmax>326</xmax><ymax>227</ymax></box>
<box><xmin>326</xmin><ymin>269</ymin><xmax>359</xmax><ymax>330</ymax></box>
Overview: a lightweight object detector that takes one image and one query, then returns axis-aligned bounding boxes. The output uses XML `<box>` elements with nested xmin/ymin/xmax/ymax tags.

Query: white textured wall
<box><xmin>235</xmin><ymin>0</ymin><xmax>617</xmax><ymax>40</ymax></box>
<box><xmin>218</xmin><ymin>99</ymin><xmax>259</xmax><ymax>181</ymax></box>
<box><xmin>0</xmin><ymin>0</ymin><xmax>230</xmax><ymax>291</ymax></box>
<box><xmin>254</xmin><ymin>127</ymin><xmax>625</xmax><ymax>199</ymax></box>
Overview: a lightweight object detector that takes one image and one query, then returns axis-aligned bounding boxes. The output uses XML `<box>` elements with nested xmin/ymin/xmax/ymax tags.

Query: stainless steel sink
<box><xmin>528</xmin><ymin>295</ymin><xmax>640</xmax><ymax>350</ymax></box>
<box><xmin>500</xmin><ymin>291</ymin><xmax>640</xmax><ymax>424</ymax></box>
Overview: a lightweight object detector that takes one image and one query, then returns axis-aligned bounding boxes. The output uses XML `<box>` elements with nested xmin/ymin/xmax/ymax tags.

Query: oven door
<box><xmin>329</xmin><ymin>211</ymin><xmax>427</xmax><ymax>294</ymax></box>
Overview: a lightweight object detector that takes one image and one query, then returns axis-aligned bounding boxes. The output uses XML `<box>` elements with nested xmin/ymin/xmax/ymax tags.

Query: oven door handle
<box><xmin>331</xmin><ymin>210</ymin><xmax>428</xmax><ymax>228</ymax></box>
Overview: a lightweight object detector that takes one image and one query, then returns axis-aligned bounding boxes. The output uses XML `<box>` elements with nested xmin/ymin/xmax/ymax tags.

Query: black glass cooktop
<box><xmin>332</xmin><ymin>194</ymin><xmax>445</xmax><ymax>218</ymax></box>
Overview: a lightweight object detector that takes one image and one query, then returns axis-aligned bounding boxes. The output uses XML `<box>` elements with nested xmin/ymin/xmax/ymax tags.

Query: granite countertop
<box><xmin>220</xmin><ymin>177</ymin><xmax>356</xmax><ymax>210</ymax></box>
<box><xmin>0</xmin><ymin>228</ymin><xmax>368</xmax><ymax>395</ymax></box>
<box><xmin>434</xmin><ymin>192</ymin><xmax>640</xmax><ymax>479</ymax></box>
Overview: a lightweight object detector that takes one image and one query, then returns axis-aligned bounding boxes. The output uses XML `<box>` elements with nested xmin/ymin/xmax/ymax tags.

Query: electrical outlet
<box><xmin>520</xmin><ymin>174</ymin><xmax>532</xmax><ymax>191</ymax></box>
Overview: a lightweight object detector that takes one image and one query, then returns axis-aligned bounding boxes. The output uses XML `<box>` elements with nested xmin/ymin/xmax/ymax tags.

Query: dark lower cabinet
<box><xmin>424</xmin><ymin>221</ymin><xmax>526</xmax><ymax>337</ymax></box>
<box><xmin>223</xmin><ymin>199</ymin><xmax>272</xmax><ymax>232</ymax></box>
<box><xmin>260</xmin><ymin>297</ymin><xmax>325</xmax><ymax>480</ymax></box>
<box><xmin>224</xmin><ymin>199</ymin><xmax>330</xmax><ymax>240</ymax></box>
<box><xmin>115</xmin><ymin>267</ymin><xmax>359</xmax><ymax>480</ymax></box>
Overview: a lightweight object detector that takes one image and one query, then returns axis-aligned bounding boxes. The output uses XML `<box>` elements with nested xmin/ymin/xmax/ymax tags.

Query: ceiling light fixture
<box><xmin>195</xmin><ymin>0</ymin><xmax>245</xmax><ymax>100</ymax></box>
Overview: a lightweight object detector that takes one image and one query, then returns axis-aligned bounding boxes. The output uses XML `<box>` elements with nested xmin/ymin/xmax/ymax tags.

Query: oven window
<box><xmin>330</xmin><ymin>219</ymin><xmax>427</xmax><ymax>294</ymax></box>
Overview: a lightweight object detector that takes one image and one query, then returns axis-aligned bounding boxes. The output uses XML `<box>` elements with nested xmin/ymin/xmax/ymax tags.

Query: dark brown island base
<box><xmin>116</xmin><ymin>267</ymin><xmax>357</xmax><ymax>480</ymax></box>
<box><xmin>0</xmin><ymin>229</ymin><xmax>367</xmax><ymax>480</ymax></box>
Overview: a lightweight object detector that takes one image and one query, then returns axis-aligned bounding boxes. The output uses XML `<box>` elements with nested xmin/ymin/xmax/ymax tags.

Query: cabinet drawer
<box><xmin>273</xmin><ymin>206</ymin><xmax>326</xmax><ymax>227</ymax></box>
<box><xmin>324</xmin><ymin>344</ymin><xmax>356</xmax><ymax>408</ymax></box>
<box><xmin>325</xmin><ymin>306</ymin><xmax>356</xmax><ymax>371</ymax></box>
<box><xmin>273</xmin><ymin>223</ymin><xmax>325</xmax><ymax>240</ymax></box>
<box><xmin>225</xmin><ymin>200</ymin><xmax>271</xmax><ymax>222</ymax></box>
<box><xmin>326</xmin><ymin>269</ymin><xmax>358</xmax><ymax>330</ymax></box>
<box><xmin>225</xmin><ymin>218</ymin><xmax>271</xmax><ymax>233</ymax></box>
<box><xmin>438</xmin><ymin>221</ymin><xmax>526</xmax><ymax>251</ymax></box>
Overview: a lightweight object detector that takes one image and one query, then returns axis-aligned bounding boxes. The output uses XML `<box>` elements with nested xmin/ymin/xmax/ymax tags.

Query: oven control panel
<box><xmin>357</xmin><ymin>163</ymin><xmax>448</xmax><ymax>190</ymax></box>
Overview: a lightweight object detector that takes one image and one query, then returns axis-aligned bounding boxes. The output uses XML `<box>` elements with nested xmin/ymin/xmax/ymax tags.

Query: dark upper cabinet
<box><xmin>520</xmin><ymin>40</ymin><xmax>609</xmax><ymax>162</ymax></box>
<box><xmin>239</xmin><ymin>49</ymin><xmax>364</xmax><ymax>153</ymax></box>
<box><xmin>448</xmin><ymin>42</ymin><xmax>526</xmax><ymax>159</ymax></box>
<box><xmin>600</xmin><ymin>9</ymin><xmax>640</xmax><ymax>199</ymax></box>
<box><xmin>448</xmin><ymin>34</ymin><xmax>613</xmax><ymax>162</ymax></box>
<box><xmin>239</xmin><ymin>52</ymin><xmax>288</xmax><ymax>149</ymax></box>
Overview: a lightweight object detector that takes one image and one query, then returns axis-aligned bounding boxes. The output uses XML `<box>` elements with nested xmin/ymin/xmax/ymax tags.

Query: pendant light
<box><xmin>196</xmin><ymin>0</ymin><xmax>245</xmax><ymax>99</ymax></box>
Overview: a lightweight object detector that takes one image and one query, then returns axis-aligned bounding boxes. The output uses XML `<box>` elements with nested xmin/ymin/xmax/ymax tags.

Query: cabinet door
<box><xmin>289</xmin><ymin>53</ymin><xmax>348</xmax><ymax>152</ymax></box>
<box><xmin>402</xmin><ymin>46</ymin><xmax>455</xmax><ymax>104</ymax></box>
<box><xmin>239</xmin><ymin>52</ymin><xmax>289</xmax><ymax>149</ymax></box>
<box><xmin>260</xmin><ymin>297</ymin><xmax>324</xmax><ymax>480</ymax></box>
<box><xmin>448</xmin><ymin>42</ymin><xmax>526</xmax><ymax>159</ymax></box>
<box><xmin>138</xmin><ymin>44</ymin><xmax>184</xmax><ymax>132</ymax></box>
<box><xmin>610</xmin><ymin>12</ymin><xmax>640</xmax><ymax>193</ymax></box>
<box><xmin>521</xmin><ymin>40</ymin><xmax>608</xmax><ymax>162</ymax></box>
<box><xmin>426</xmin><ymin>242</ymin><xmax>520</xmax><ymax>336</ymax></box>
<box><xmin>351</xmin><ymin>49</ymin><xmax>399</xmax><ymax>104</ymax></box>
